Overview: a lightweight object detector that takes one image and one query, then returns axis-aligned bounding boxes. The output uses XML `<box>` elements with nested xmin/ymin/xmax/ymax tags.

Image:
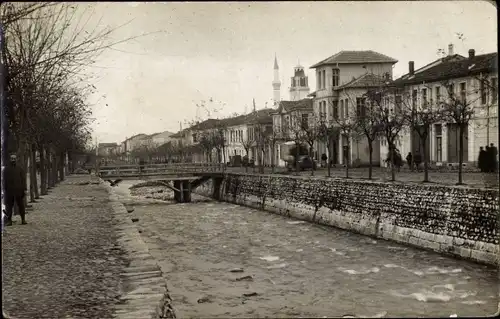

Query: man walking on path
<box><xmin>4</xmin><ymin>154</ymin><xmax>27</xmax><ymax>226</ymax></box>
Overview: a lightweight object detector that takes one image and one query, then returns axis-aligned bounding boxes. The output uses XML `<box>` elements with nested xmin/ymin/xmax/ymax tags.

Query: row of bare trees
<box><xmin>1</xmin><ymin>3</ymin><xmax>148</xmax><ymax>201</ymax></box>
<box><xmin>283</xmin><ymin>75</ymin><xmax>496</xmax><ymax>184</ymax></box>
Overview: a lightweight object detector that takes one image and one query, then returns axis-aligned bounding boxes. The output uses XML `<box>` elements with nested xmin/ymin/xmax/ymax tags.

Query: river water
<box><xmin>112</xmin><ymin>180</ymin><xmax>499</xmax><ymax>318</ymax></box>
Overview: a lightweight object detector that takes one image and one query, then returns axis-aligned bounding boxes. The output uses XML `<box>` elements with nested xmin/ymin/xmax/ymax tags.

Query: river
<box><xmin>111</xmin><ymin>180</ymin><xmax>498</xmax><ymax>318</ymax></box>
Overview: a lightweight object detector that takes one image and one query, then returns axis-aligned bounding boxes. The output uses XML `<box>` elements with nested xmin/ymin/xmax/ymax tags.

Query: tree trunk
<box><xmin>245</xmin><ymin>150</ymin><xmax>249</xmax><ymax>173</ymax></box>
<box><xmin>422</xmin><ymin>134</ymin><xmax>430</xmax><ymax>182</ymax></box>
<box><xmin>390</xmin><ymin>142</ymin><xmax>396</xmax><ymax>182</ymax></box>
<box><xmin>368</xmin><ymin>141</ymin><xmax>373</xmax><ymax>180</ymax></box>
<box><xmin>31</xmin><ymin>143</ymin><xmax>39</xmax><ymax>199</ymax></box>
<box><xmin>345</xmin><ymin>154</ymin><xmax>349</xmax><ymax>179</ymax></box>
<box><xmin>309</xmin><ymin>145</ymin><xmax>314</xmax><ymax>176</ymax></box>
<box><xmin>458</xmin><ymin>124</ymin><xmax>464</xmax><ymax>185</ymax></box>
<box><xmin>52</xmin><ymin>149</ymin><xmax>58</xmax><ymax>184</ymax></box>
<box><xmin>271</xmin><ymin>144</ymin><xmax>275</xmax><ymax>174</ymax></box>
<box><xmin>47</xmin><ymin>149</ymin><xmax>54</xmax><ymax>188</ymax></box>
<box><xmin>28</xmin><ymin>147</ymin><xmax>35</xmax><ymax>203</ymax></box>
<box><xmin>59</xmin><ymin>152</ymin><xmax>65</xmax><ymax>181</ymax></box>
<box><xmin>39</xmin><ymin>145</ymin><xmax>48</xmax><ymax>195</ymax></box>
<box><xmin>17</xmin><ymin>138</ymin><xmax>29</xmax><ymax>208</ymax></box>
<box><xmin>295</xmin><ymin>142</ymin><xmax>300</xmax><ymax>175</ymax></box>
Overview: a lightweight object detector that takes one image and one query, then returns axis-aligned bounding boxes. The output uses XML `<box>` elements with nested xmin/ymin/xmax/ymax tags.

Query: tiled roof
<box><xmin>245</xmin><ymin>108</ymin><xmax>274</xmax><ymax>125</ymax></box>
<box><xmin>310</xmin><ymin>50</ymin><xmax>398</xmax><ymax>68</ymax></box>
<box><xmin>337</xmin><ymin>73</ymin><xmax>391</xmax><ymax>90</ymax></box>
<box><xmin>125</xmin><ymin>133</ymin><xmax>147</xmax><ymax>142</ymax></box>
<box><xmin>272</xmin><ymin>98</ymin><xmax>313</xmax><ymax>114</ymax></box>
<box><xmin>98</xmin><ymin>143</ymin><xmax>118</xmax><ymax>147</ymax></box>
<box><xmin>149</xmin><ymin>131</ymin><xmax>174</xmax><ymax>138</ymax></box>
<box><xmin>394</xmin><ymin>52</ymin><xmax>498</xmax><ymax>86</ymax></box>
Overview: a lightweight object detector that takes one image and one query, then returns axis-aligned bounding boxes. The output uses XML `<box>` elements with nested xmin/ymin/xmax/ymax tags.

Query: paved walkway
<box><xmin>225</xmin><ymin>166</ymin><xmax>498</xmax><ymax>189</ymax></box>
<box><xmin>2</xmin><ymin>175</ymin><xmax>128</xmax><ymax>319</ymax></box>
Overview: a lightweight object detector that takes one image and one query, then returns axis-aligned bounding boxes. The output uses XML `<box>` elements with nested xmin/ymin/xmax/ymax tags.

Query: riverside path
<box><xmin>118</xmin><ymin>181</ymin><xmax>499</xmax><ymax>318</ymax></box>
<box><xmin>2</xmin><ymin>175</ymin><xmax>173</xmax><ymax>319</ymax></box>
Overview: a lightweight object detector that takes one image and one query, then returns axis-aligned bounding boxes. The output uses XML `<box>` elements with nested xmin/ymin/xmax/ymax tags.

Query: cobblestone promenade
<box><xmin>225</xmin><ymin>166</ymin><xmax>498</xmax><ymax>188</ymax></box>
<box><xmin>2</xmin><ymin>175</ymin><xmax>128</xmax><ymax>319</ymax></box>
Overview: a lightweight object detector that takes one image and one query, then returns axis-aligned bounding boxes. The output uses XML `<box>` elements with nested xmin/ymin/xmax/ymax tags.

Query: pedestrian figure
<box><xmin>485</xmin><ymin>145</ymin><xmax>492</xmax><ymax>172</ymax></box>
<box><xmin>406</xmin><ymin>152</ymin><xmax>413</xmax><ymax>170</ymax></box>
<box><xmin>478</xmin><ymin>146</ymin><xmax>487</xmax><ymax>172</ymax></box>
<box><xmin>4</xmin><ymin>154</ymin><xmax>27</xmax><ymax>226</ymax></box>
<box><xmin>489</xmin><ymin>143</ymin><xmax>498</xmax><ymax>173</ymax></box>
<box><xmin>414</xmin><ymin>152</ymin><xmax>422</xmax><ymax>172</ymax></box>
<box><xmin>321</xmin><ymin>153</ymin><xmax>327</xmax><ymax>168</ymax></box>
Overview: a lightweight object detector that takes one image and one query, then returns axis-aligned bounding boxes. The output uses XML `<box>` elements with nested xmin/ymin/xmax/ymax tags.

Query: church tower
<box><xmin>272</xmin><ymin>54</ymin><xmax>281</xmax><ymax>106</ymax></box>
<box><xmin>289</xmin><ymin>62</ymin><xmax>310</xmax><ymax>101</ymax></box>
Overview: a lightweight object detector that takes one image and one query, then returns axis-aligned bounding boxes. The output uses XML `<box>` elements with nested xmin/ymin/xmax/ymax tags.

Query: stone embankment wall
<box><xmin>195</xmin><ymin>173</ymin><xmax>499</xmax><ymax>266</ymax></box>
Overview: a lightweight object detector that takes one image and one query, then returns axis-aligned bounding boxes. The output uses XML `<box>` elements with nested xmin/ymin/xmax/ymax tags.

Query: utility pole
<box><xmin>0</xmin><ymin>22</ymin><xmax>6</xmax><ymax>230</ymax></box>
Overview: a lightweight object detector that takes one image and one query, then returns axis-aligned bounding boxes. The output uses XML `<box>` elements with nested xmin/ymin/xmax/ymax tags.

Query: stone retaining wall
<box><xmin>103</xmin><ymin>181</ymin><xmax>176</xmax><ymax>319</ymax></box>
<box><xmin>195</xmin><ymin>173</ymin><xmax>499</xmax><ymax>266</ymax></box>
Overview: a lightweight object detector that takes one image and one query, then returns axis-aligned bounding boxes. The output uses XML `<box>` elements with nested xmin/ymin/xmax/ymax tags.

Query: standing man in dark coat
<box><xmin>4</xmin><ymin>154</ymin><xmax>27</xmax><ymax>226</ymax></box>
<box><xmin>489</xmin><ymin>143</ymin><xmax>498</xmax><ymax>173</ymax></box>
<box><xmin>478</xmin><ymin>146</ymin><xmax>487</xmax><ymax>172</ymax></box>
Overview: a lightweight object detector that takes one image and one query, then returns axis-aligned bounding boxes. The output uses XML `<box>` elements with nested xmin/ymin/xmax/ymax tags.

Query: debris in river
<box><xmin>243</xmin><ymin>292</ymin><xmax>258</xmax><ymax>297</ymax></box>
<box><xmin>131</xmin><ymin>218</ymin><xmax>139</xmax><ymax>223</ymax></box>
<box><xmin>197</xmin><ymin>296</ymin><xmax>211</xmax><ymax>303</ymax></box>
<box><xmin>235</xmin><ymin>275</ymin><xmax>253</xmax><ymax>281</ymax></box>
<box><xmin>229</xmin><ymin>268</ymin><xmax>244</xmax><ymax>273</ymax></box>
<box><xmin>126</xmin><ymin>207</ymin><xmax>135</xmax><ymax>213</ymax></box>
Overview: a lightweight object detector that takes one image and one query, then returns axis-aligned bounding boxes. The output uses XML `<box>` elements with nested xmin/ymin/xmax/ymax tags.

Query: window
<box><xmin>412</xmin><ymin>89</ymin><xmax>418</xmax><ymax>109</ymax></box>
<box><xmin>435</xmin><ymin>86</ymin><xmax>441</xmax><ymax>103</ymax></box>
<box><xmin>193</xmin><ymin>133</ymin><xmax>198</xmax><ymax>143</ymax></box>
<box><xmin>332</xmin><ymin>69</ymin><xmax>340</xmax><ymax>87</ymax></box>
<box><xmin>301</xmin><ymin>113</ymin><xmax>309</xmax><ymax>129</ymax></box>
<box><xmin>448</xmin><ymin>83</ymin><xmax>455</xmax><ymax>98</ymax></box>
<box><xmin>332</xmin><ymin>101</ymin><xmax>339</xmax><ymax>120</ymax></box>
<box><xmin>340</xmin><ymin>100</ymin><xmax>344</xmax><ymax>119</ymax></box>
<box><xmin>344</xmin><ymin>99</ymin><xmax>349</xmax><ymax>118</ymax></box>
<box><xmin>322</xmin><ymin>70</ymin><xmax>326</xmax><ymax>89</ymax></box>
<box><xmin>339</xmin><ymin>100</ymin><xmax>344</xmax><ymax>119</ymax></box>
<box><xmin>491</xmin><ymin>78</ymin><xmax>498</xmax><ymax>104</ymax></box>
<box><xmin>480</xmin><ymin>80</ymin><xmax>487</xmax><ymax>105</ymax></box>
<box><xmin>322</xmin><ymin>101</ymin><xmax>327</xmax><ymax>118</ymax></box>
<box><xmin>421</xmin><ymin>88</ymin><xmax>428</xmax><ymax>107</ymax></box>
<box><xmin>459</xmin><ymin>82</ymin><xmax>466</xmax><ymax>104</ymax></box>
<box><xmin>317</xmin><ymin>71</ymin><xmax>321</xmax><ymax>90</ymax></box>
<box><xmin>395</xmin><ymin>95</ymin><xmax>402</xmax><ymax>113</ymax></box>
<box><xmin>356</xmin><ymin>97</ymin><xmax>366</xmax><ymax>117</ymax></box>
<box><xmin>300</xmin><ymin>77</ymin><xmax>306</xmax><ymax>86</ymax></box>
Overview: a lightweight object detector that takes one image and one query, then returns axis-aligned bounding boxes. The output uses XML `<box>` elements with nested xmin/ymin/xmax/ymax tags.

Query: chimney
<box><xmin>409</xmin><ymin>61</ymin><xmax>415</xmax><ymax>75</ymax></box>
<box><xmin>448</xmin><ymin>44</ymin><xmax>454</xmax><ymax>56</ymax></box>
<box><xmin>468</xmin><ymin>49</ymin><xmax>475</xmax><ymax>59</ymax></box>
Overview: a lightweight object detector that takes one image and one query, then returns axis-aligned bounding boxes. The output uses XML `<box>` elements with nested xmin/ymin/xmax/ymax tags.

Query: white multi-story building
<box><xmin>310</xmin><ymin>50</ymin><xmax>398</xmax><ymax>166</ymax></box>
<box><xmin>394</xmin><ymin>46</ymin><xmax>498</xmax><ymax>165</ymax></box>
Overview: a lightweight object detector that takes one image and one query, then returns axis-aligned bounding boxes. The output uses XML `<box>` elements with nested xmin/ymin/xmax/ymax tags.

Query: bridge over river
<box><xmin>112</xmin><ymin>180</ymin><xmax>498</xmax><ymax>318</ymax></box>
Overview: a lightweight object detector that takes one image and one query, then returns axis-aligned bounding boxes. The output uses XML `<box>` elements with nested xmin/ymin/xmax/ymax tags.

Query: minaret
<box><xmin>272</xmin><ymin>54</ymin><xmax>281</xmax><ymax>106</ymax></box>
<box><xmin>289</xmin><ymin>61</ymin><xmax>310</xmax><ymax>101</ymax></box>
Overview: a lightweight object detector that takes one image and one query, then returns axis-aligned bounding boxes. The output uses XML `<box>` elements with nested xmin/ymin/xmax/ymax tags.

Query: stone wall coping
<box><xmin>100</xmin><ymin>178</ymin><xmax>176</xmax><ymax>319</ymax></box>
<box><xmin>221</xmin><ymin>172</ymin><xmax>499</xmax><ymax>194</ymax></box>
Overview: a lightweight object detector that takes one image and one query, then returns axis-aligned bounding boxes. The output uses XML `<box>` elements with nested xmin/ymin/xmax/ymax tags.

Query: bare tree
<box><xmin>240</xmin><ymin>130</ymin><xmax>255</xmax><ymax>172</ymax></box>
<box><xmin>332</xmin><ymin>110</ymin><xmax>359</xmax><ymax>179</ymax></box>
<box><xmin>284</xmin><ymin>113</ymin><xmax>306</xmax><ymax>175</ymax></box>
<box><xmin>439</xmin><ymin>80</ymin><xmax>479</xmax><ymax>185</ymax></box>
<box><xmin>317</xmin><ymin>116</ymin><xmax>339</xmax><ymax>177</ymax></box>
<box><xmin>300</xmin><ymin>115</ymin><xmax>320</xmax><ymax>176</ymax></box>
<box><xmin>400</xmin><ymin>86</ymin><xmax>443</xmax><ymax>182</ymax></box>
<box><xmin>365</xmin><ymin>86</ymin><xmax>408</xmax><ymax>182</ymax></box>
<box><xmin>348</xmin><ymin>94</ymin><xmax>382</xmax><ymax>180</ymax></box>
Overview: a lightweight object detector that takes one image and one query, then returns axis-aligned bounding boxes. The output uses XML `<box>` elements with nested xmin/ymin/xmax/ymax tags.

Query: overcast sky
<box><xmin>82</xmin><ymin>1</ymin><xmax>497</xmax><ymax>144</ymax></box>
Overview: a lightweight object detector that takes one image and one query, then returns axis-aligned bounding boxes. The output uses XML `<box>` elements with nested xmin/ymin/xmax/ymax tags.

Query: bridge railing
<box><xmin>98</xmin><ymin>162</ymin><xmax>226</xmax><ymax>177</ymax></box>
